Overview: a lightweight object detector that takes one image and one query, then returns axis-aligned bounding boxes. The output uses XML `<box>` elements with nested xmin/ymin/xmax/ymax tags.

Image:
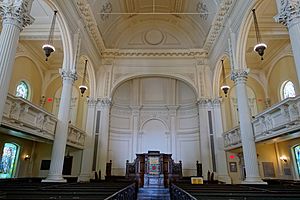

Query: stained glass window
<box><xmin>16</xmin><ymin>81</ymin><xmax>29</xmax><ymax>99</ymax></box>
<box><xmin>0</xmin><ymin>143</ymin><xmax>18</xmax><ymax>178</ymax></box>
<box><xmin>294</xmin><ymin>145</ymin><xmax>300</xmax><ymax>176</ymax></box>
<box><xmin>282</xmin><ymin>81</ymin><xmax>296</xmax><ymax>100</ymax></box>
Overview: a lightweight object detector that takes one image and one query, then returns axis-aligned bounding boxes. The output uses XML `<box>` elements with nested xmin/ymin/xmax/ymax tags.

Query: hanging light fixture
<box><xmin>220</xmin><ymin>60</ymin><xmax>230</xmax><ymax>97</ymax></box>
<box><xmin>79</xmin><ymin>60</ymin><xmax>88</xmax><ymax>96</ymax></box>
<box><xmin>252</xmin><ymin>9</ymin><xmax>267</xmax><ymax>60</ymax></box>
<box><xmin>42</xmin><ymin>11</ymin><xmax>57</xmax><ymax>61</ymax></box>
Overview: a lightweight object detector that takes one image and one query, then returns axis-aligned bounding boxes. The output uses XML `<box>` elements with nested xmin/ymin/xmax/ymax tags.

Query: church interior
<box><xmin>1</xmin><ymin>0</ymin><xmax>300</xmax><ymax>199</ymax></box>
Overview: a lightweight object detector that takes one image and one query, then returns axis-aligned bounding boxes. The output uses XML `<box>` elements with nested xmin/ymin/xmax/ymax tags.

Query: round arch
<box><xmin>212</xmin><ymin>54</ymin><xmax>230</xmax><ymax>97</ymax></box>
<box><xmin>79</xmin><ymin>55</ymin><xmax>96</xmax><ymax>97</ymax></box>
<box><xmin>139</xmin><ymin>117</ymin><xmax>170</xmax><ymax>133</ymax></box>
<box><xmin>236</xmin><ymin>0</ymin><xmax>264</xmax><ymax>70</ymax></box>
<box><xmin>110</xmin><ymin>73</ymin><xmax>198</xmax><ymax>99</ymax></box>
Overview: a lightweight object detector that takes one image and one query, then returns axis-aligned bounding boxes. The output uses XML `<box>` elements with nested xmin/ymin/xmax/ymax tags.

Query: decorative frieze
<box><xmin>0</xmin><ymin>0</ymin><xmax>34</xmax><ymax>29</ymax></box>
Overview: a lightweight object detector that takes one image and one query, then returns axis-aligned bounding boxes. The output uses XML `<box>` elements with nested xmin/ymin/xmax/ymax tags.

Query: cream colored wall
<box><xmin>43</xmin><ymin>76</ymin><xmax>88</xmax><ymax>129</ymax></box>
<box><xmin>256</xmin><ymin>143</ymin><xmax>279</xmax><ymax>179</ymax></box>
<box><xmin>268</xmin><ymin>56</ymin><xmax>299</xmax><ymax>105</ymax></box>
<box><xmin>277</xmin><ymin>138</ymin><xmax>300</xmax><ymax>180</ymax></box>
<box><xmin>9</xmin><ymin>56</ymin><xmax>42</xmax><ymax>105</ymax></box>
<box><xmin>221</xmin><ymin>76</ymin><xmax>266</xmax><ymax>131</ymax></box>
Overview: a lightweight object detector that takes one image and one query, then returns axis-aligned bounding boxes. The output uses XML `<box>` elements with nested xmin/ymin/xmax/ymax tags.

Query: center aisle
<box><xmin>137</xmin><ymin>187</ymin><xmax>170</xmax><ymax>200</ymax></box>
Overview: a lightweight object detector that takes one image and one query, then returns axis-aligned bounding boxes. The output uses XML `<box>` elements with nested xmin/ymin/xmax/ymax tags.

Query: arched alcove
<box><xmin>108</xmin><ymin>76</ymin><xmax>200</xmax><ymax>176</ymax></box>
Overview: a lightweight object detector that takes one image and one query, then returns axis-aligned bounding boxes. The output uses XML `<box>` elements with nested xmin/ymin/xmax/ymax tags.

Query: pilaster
<box><xmin>97</xmin><ymin>97</ymin><xmax>112</xmax><ymax>179</ymax></box>
<box><xmin>78</xmin><ymin>98</ymin><xmax>97</xmax><ymax>182</ymax></box>
<box><xmin>167</xmin><ymin>105</ymin><xmax>179</xmax><ymax>160</ymax></box>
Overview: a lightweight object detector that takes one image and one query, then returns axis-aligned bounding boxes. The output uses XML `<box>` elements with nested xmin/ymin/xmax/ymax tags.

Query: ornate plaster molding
<box><xmin>203</xmin><ymin>0</ymin><xmax>235</xmax><ymax>52</ymax></box>
<box><xmin>231</xmin><ymin>68</ymin><xmax>249</xmax><ymax>83</ymax></box>
<box><xmin>59</xmin><ymin>69</ymin><xmax>78</xmax><ymax>82</ymax></box>
<box><xmin>275</xmin><ymin>0</ymin><xmax>300</xmax><ymax>27</ymax></box>
<box><xmin>75</xmin><ymin>0</ymin><xmax>105</xmax><ymax>51</ymax></box>
<box><xmin>0</xmin><ymin>0</ymin><xmax>34</xmax><ymax>29</ymax></box>
<box><xmin>101</xmin><ymin>49</ymin><xmax>208</xmax><ymax>58</ymax></box>
<box><xmin>98</xmin><ymin>97</ymin><xmax>112</xmax><ymax>107</ymax></box>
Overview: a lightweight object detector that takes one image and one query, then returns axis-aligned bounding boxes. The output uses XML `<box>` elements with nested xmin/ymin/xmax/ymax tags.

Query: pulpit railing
<box><xmin>170</xmin><ymin>184</ymin><xmax>197</xmax><ymax>200</ymax></box>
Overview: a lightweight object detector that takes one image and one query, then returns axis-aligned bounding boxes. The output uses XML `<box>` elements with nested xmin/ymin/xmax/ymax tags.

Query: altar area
<box><xmin>126</xmin><ymin>151</ymin><xmax>182</xmax><ymax>188</ymax></box>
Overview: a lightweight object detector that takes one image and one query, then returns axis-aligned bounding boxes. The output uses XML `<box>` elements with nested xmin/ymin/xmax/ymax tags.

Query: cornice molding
<box><xmin>75</xmin><ymin>0</ymin><xmax>105</xmax><ymax>51</ymax></box>
<box><xmin>203</xmin><ymin>0</ymin><xmax>235</xmax><ymax>52</ymax></box>
<box><xmin>101</xmin><ymin>49</ymin><xmax>208</xmax><ymax>58</ymax></box>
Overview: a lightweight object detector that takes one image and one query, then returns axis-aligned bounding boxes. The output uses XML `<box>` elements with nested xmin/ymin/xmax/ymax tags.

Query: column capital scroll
<box><xmin>59</xmin><ymin>69</ymin><xmax>77</xmax><ymax>82</ymax></box>
<box><xmin>275</xmin><ymin>0</ymin><xmax>300</xmax><ymax>27</ymax></box>
<box><xmin>0</xmin><ymin>0</ymin><xmax>34</xmax><ymax>29</ymax></box>
<box><xmin>231</xmin><ymin>68</ymin><xmax>249</xmax><ymax>83</ymax></box>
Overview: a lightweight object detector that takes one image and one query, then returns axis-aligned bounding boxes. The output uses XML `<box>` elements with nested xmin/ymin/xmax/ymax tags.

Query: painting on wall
<box><xmin>229</xmin><ymin>162</ymin><xmax>237</xmax><ymax>172</ymax></box>
<box><xmin>262</xmin><ymin>162</ymin><xmax>275</xmax><ymax>177</ymax></box>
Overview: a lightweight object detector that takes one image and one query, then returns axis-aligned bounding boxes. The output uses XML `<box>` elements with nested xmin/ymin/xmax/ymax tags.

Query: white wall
<box><xmin>108</xmin><ymin>77</ymin><xmax>200</xmax><ymax>176</ymax></box>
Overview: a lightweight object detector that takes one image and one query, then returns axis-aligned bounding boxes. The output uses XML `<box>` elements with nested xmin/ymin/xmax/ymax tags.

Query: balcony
<box><xmin>223</xmin><ymin>96</ymin><xmax>300</xmax><ymax>150</ymax></box>
<box><xmin>1</xmin><ymin>94</ymin><xmax>86</xmax><ymax>149</ymax></box>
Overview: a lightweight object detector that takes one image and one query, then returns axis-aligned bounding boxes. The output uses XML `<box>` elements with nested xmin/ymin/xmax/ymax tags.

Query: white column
<box><xmin>212</xmin><ymin>99</ymin><xmax>231</xmax><ymax>183</ymax></box>
<box><xmin>231</xmin><ymin>69</ymin><xmax>264</xmax><ymax>184</ymax></box>
<box><xmin>97</xmin><ymin>98</ymin><xmax>111</xmax><ymax>179</ymax></box>
<box><xmin>130</xmin><ymin>106</ymin><xmax>141</xmax><ymax>160</ymax></box>
<box><xmin>198</xmin><ymin>99</ymin><xmax>212</xmax><ymax>180</ymax></box>
<box><xmin>0</xmin><ymin>0</ymin><xmax>34</xmax><ymax>123</ymax></box>
<box><xmin>167</xmin><ymin>105</ymin><xmax>178</xmax><ymax>160</ymax></box>
<box><xmin>43</xmin><ymin>70</ymin><xmax>77</xmax><ymax>182</ymax></box>
<box><xmin>78</xmin><ymin>98</ymin><xmax>97</xmax><ymax>182</ymax></box>
<box><xmin>275</xmin><ymin>0</ymin><xmax>300</xmax><ymax>86</ymax></box>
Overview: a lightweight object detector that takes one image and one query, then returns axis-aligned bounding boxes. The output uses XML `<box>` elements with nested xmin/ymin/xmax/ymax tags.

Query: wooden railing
<box><xmin>2</xmin><ymin>94</ymin><xmax>86</xmax><ymax>149</ymax></box>
<box><xmin>223</xmin><ymin>96</ymin><xmax>300</xmax><ymax>150</ymax></box>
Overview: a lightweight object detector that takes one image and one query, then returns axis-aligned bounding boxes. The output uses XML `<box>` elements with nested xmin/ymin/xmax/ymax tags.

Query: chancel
<box><xmin>1</xmin><ymin>0</ymin><xmax>300</xmax><ymax>199</ymax></box>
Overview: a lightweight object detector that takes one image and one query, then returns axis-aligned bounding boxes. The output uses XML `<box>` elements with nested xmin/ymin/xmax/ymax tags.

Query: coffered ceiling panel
<box><xmin>85</xmin><ymin>0</ymin><xmax>223</xmax><ymax>49</ymax></box>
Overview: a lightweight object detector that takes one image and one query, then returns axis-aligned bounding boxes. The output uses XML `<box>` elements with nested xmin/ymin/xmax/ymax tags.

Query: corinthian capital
<box><xmin>275</xmin><ymin>0</ymin><xmax>300</xmax><ymax>27</ymax></box>
<box><xmin>0</xmin><ymin>0</ymin><xmax>34</xmax><ymax>29</ymax></box>
<box><xmin>231</xmin><ymin>68</ymin><xmax>249</xmax><ymax>84</ymax></box>
<box><xmin>98</xmin><ymin>98</ymin><xmax>112</xmax><ymax>108</ymax></box>
<box><xmin>59</xmin><ymin>69</ymin><xmax>78</xmax><ymax>82</ymax></box>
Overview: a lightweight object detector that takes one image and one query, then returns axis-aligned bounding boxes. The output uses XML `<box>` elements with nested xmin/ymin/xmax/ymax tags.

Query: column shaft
<box><xmin>0</xmin><ymin>0</ymin><xmax>34</xmax><ymax>122</ymax></box>
<box><xmin>44</xmin><ymin>71</ymin><xmax>77</xmax><ymax>182</ymax></box>
<box><xmin>232</xmin><ymin>70</ymin><xmax>264</xmax><ymax>184</ymax></box>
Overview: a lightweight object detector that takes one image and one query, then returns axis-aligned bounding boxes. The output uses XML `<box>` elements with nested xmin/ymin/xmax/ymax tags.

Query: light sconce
<box><xmin>252</xmin><ymin>9</ymin><xmax>267</xmax><ymax>60</ymax></box>
<box><xmin>42</xmin><ymin>11</ymin><xmax>57</xmax><ymax>61</ymax></box>
<box><xmin>279</xmin><ymin>155</ymin><xmax>288</xmax><ymax>163</ymax></box>
<box><xmin>24</xmin><ymin>154</ymin><xmax>31</xmax><ymax>160</ymax></box>
<box><xmin>220</xmin><ymin>60</ymin><xmax>230</xmax><ymax>97</ymax></box>
<box><xmin>79</xmin><ymin>60</ymin><xmax>88</xmax><ymax>96</ymax></box>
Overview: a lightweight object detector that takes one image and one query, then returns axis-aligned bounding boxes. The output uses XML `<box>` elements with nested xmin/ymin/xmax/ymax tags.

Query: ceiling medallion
<box><xmin>144</xmin><ymin>29</ymin><xmax>164</xmax><ymax>45</ymax></box>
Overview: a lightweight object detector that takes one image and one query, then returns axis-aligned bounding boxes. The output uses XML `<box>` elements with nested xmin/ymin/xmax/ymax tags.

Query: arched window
<box><xmin>16</xmin><ymin>81</ymin><xmax>30</xmax><ymax>100</ymax></box>
<box><xmin>0</xmin><ymin>143</ymin><xmax>19</xmax><ymax>178</ymax></box>
<box><xmin>294</xmin><ymin>145</ymin><xmax>300</xmax><ymax>176</ymax></box>
<box><xmin>281</xmin><ymin>81</ymin><xmax>296</xmax><ymax>100</ymax></box>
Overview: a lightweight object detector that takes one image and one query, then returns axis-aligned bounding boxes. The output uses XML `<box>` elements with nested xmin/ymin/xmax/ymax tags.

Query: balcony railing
<box><xmin>223</xmin><ymin>96</ymin><xmax>300</xmax><ymax>150</ymax></box>
<box><xmin>2</xmin><ymin>94</ymin><xmax>85</xmax><ymax>149</ymax></box>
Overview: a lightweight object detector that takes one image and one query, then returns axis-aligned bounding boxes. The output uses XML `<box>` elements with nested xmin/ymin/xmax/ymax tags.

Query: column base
<box><xmin>78</xmin><ymin>173</ymin><xmax>92</xmax><ymax>182</ymax></box>
<box><xmin>42</xmin><ymin>175</ymin><xmax>67</xmax><ymax>183</ymax></box>
<box><xmin>217</xmin><ymin>174</ymin><xmax>232</xmax><ymax>184</ymax></box>
<box><xmin>242</xmin><ymin>177</ymin><xmax>267</xmax><ymax>184</ymax></box>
